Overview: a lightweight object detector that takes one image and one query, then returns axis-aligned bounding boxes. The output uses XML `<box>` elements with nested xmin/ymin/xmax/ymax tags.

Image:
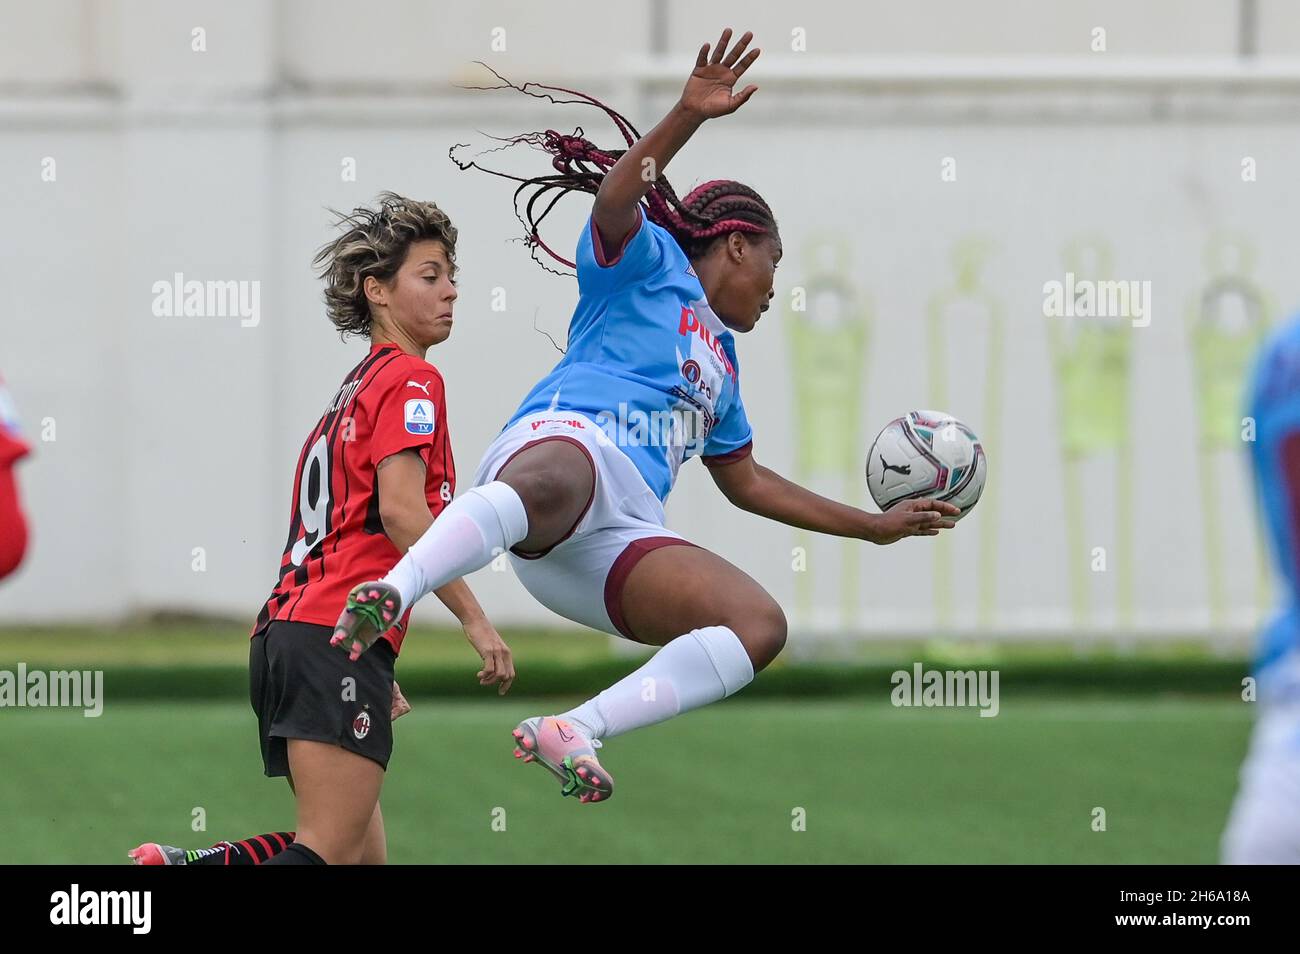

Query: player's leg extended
<box><xmin>263</xmin><ymin>740</ymin><xmax>384</xmax><ymax>865</ymax></box>
<box><xmin>513</xmin><ymin>544</ymin><xmax>783</xmax><ymax>802</ymax></box>
<box><xmin>333</xmin><ymin>439</ymin><xmax>591</xmax><ymax>655</ymax></box>
<box><xmin>559</xmin><ymin>544</ymin><xmax>783</xmax><ymax>741</ymax></box>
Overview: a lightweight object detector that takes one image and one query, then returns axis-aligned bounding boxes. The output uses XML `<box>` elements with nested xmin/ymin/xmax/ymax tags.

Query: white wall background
<box><xmin>1</xmin><ymin>0</ymin><xmax>1294</xmax><ymax>645</ymax></box>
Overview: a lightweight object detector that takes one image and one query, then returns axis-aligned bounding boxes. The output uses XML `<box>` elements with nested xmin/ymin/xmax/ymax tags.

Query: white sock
<box><xmin>560</xmin><ymin>625</ymin><xmax>755</xmax><ymax>740</ymax></box>
<box><xmin>381</xmin><ymin>481</ymin><xmax>529</xmax><ymax>611</ymax></box>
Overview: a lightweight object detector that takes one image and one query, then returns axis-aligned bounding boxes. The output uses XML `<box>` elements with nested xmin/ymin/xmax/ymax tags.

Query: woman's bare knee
<box><xmin>727</xmin><ymin>596</ymin><xmax>787</xmax><ymax>671</ymax></box>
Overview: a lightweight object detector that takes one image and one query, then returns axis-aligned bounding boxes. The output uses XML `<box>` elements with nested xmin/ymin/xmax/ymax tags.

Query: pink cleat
<box><xmin>511</xmin><ymin>716</ymin><xmax>614</xmax><ymax>804</ymax></box>
<box><xmin>128</xmin><ymin>842</ymin><xmax>187</xmax><ymax>865</ymax></box>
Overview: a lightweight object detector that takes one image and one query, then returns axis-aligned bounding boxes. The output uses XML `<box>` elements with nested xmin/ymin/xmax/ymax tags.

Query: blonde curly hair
<box><xmin>313</xmin><ymin>192</ymin><xmax>458</xmax><ymax>339</ymax></box>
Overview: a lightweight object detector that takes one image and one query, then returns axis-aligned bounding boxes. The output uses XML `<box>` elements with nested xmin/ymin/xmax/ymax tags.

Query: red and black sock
<box><xmin>261</xmin><ymin>842</ymin><xmax>326</xmax><ymax>865</ymax></box>
<box><xmin>186</xmin><ymin>832</ymin><xmax>295</xmax><ymax>865</ymax></box>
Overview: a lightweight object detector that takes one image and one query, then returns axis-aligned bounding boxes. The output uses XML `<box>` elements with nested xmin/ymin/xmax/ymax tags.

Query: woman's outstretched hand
<box><xmin>680</xmin><ymin>28</ymin><xmax>761</xmax><ymax>119</ymax></box>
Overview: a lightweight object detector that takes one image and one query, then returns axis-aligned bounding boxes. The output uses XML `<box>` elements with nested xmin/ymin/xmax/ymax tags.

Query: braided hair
<box><xmin>450</xmin><ymin>66</ymin><xmax>777</xmax><ymax>270</ymax></box>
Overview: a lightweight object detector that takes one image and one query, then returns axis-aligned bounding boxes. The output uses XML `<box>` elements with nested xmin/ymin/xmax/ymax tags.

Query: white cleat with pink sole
<box><xmin>511</xmin><ymin>716</ymin><xmax>614</xmax><ymax>804</ymax></box>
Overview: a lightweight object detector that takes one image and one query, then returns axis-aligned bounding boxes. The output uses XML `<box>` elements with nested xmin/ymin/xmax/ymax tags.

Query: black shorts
<box><xmin>249</xmin><ymin>620</ymin><xmax>396</xmax><ymax>778</ymax></box>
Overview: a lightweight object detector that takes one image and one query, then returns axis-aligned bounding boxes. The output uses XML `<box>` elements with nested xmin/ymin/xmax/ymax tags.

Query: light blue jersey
<box><xmin>507</xmin><ymin>211</ymin><xmax>754</xmax><ymax>501</ymax></box>
<box><xmin>1247</xmin><ymin>314</ymin><xmax>1300</xmax><ymax>675</ymax></box>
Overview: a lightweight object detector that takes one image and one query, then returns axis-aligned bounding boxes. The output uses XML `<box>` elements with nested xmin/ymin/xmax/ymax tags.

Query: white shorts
<box><xmin>1221</xmin><ymin>650</ymin><xmax>1300</xmax><ymax>864</ymax></box>
<box><xmin>472</xmin><ymin>411</ymin><xmax>695</xmax><ymax>640</ymax></box>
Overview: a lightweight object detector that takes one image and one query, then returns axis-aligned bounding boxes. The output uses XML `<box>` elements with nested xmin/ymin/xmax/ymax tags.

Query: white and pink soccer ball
<box><xmin>865</xmin><ymin>410</ymin><xmax>987</xmax><ymax>519</ymax></box>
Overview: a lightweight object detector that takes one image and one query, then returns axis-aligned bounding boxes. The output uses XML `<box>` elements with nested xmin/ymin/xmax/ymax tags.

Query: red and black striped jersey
<box><xmin>252</xmin><ymin>342</ymin><xmax>455</xmax><ymax>654</ymax></box>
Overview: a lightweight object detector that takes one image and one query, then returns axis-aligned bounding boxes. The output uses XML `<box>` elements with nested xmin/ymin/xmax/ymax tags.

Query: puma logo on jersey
<box><xmin>406</xmin><ymin>380</ymin><xmax>432</xmax><ymax>395</ymax></box>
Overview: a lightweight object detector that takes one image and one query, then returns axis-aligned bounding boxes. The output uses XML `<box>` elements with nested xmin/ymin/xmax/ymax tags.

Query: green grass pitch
<box><xmin>1</xmin><ymin>697</ymin><xmax>1250</xmax><ymax>864</ymax></box>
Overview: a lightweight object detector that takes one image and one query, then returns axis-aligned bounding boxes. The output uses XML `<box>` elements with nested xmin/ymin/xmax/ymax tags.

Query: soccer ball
<box><xmin>865</xmin><ymin>410</ymin><xmax>986</xmax><ymax>519</ymax></box>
